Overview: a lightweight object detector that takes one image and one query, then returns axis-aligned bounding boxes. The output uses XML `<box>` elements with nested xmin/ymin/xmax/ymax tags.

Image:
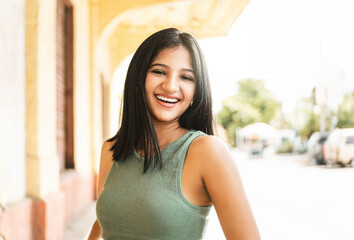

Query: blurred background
<box><xmin>1</xmin><ymin>0</ymin><xmax>353</xmax><ymax>239</ymax></box>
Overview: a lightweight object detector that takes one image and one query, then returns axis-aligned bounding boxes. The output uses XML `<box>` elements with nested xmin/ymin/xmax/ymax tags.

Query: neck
<box><xmin>153</xmin><ymin>120</ymin><xmax>189</xmax><ymax>150</ymax></box>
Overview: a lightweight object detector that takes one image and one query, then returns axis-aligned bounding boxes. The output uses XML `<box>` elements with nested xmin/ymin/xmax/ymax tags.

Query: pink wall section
<box><xmin>0</xmin><ymin>172</ymin><xmax>96</xmax><ymax>240</ymax></box>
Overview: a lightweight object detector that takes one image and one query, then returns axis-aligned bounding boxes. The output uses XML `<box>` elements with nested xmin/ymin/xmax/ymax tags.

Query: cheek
<box><xmin>145</xmin><ymin>78</ymin><xmax>153</xmax><ymax>95</ymax></box>
<box><xmin>188</xmin><ymin>84</ymin><xmax>196</xmax><ymax>100</ymax></box>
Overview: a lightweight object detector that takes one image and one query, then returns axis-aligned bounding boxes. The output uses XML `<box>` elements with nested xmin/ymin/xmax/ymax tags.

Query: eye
<box><xmin>151</xmin><ymin>69</ymin><xmax>165</xmax><ymax>75</ymax></box>
<box><xmin>181</xmin><ymin>75</ymin><xmax>194</xmax><ymax>82</ymax></box>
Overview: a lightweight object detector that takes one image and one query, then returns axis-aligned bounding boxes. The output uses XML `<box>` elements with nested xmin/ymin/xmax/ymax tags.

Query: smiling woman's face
<box><xmin>145</xmin><ymin>46</ymin><xmax>196</xmax><ymax>125</ymax></box>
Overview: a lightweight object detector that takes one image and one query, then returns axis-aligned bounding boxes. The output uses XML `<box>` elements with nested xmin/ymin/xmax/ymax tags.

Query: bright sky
<box><xmin>200</xmin><ymin>0</ymin><xmax>354</xmax><ymax>113</ymax></box>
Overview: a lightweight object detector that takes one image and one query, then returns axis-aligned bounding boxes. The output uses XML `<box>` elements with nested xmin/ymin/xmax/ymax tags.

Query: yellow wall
<box><xmin>24</xmin><ymin>0</ymin><xmax>94</xmax><ymax>198</ymax></box>
<box><xmin>26</xmin><ymin>0</ymin><xmax>59</xmax><ymax>198</ymax></box>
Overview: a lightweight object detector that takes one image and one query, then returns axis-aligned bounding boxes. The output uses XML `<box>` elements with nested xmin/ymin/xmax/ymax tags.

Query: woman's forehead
<box><xmin>150</xmin><ymin>46</ymin><xmax>193</xmax><ymax>70</ymax></box>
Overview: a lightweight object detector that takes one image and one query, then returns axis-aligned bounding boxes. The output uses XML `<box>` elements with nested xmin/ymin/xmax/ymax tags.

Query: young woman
<box><xmin>88</xmin><ymin>28</ymin><xmax>260</xmax><ymax>240</ymax></box>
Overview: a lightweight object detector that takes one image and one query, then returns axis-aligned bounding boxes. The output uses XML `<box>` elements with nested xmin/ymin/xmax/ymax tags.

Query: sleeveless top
<box><xmin>96</xmin><ymin>130</ymin><xmax>212</xmax><ymax>240</ymax></box>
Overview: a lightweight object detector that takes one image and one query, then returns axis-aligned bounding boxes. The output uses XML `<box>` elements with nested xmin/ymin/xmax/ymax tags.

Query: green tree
<box><xmin>337</xmin><ymin>91</ymin><xmax>354</xmax><ymax>128</ymax></box>
<box><xmin>295</xmin><ymin>88</ymin><xmax>333</xmax><ymax>139</ymax></box>
<box><xmin>297</xmin><ymin>97</ymin><xmax>320</xmax><ymax>139</ymax></box>
<box><xmin>217</xmin><ymin>78</ymin><xmax>280</xmax><ymax>146</ymax></box>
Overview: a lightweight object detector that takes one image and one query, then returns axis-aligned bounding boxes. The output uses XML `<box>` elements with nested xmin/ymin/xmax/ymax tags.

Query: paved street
<box><xmin>204</xmin><ymin>150</ymin><xmax>354</xmax><ymax>240</ymax></box>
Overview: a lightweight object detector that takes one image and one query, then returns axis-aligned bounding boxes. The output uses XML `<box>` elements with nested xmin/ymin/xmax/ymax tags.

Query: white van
<box><xmin>323</xmin><ymin>128</ymin><xmax>354</xmax><ymax>166</ymax></box>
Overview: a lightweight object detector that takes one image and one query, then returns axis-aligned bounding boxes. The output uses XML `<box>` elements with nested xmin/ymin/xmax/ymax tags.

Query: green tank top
<box><xmin>96</xmin><ymin>130</ymin><xmax>212</xmax><ymax>240</ymax></box>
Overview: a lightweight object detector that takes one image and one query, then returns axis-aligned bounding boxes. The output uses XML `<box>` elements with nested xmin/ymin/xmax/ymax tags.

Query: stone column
<box><xmin>72</xmin><ymin>0</ymin><xmax>93</xmax><ymax>175</ymax></box>
<box><xmin>25</xmin><ymin>0</ymin><xmax>60</xmax><ymax>199</ymax></box>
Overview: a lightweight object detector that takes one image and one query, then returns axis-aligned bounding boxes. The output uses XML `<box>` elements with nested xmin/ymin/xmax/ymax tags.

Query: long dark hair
<box><xmin>108</xmin><ymin>28</ymin><xmax>214</xmax><ymax>173</ymax></box>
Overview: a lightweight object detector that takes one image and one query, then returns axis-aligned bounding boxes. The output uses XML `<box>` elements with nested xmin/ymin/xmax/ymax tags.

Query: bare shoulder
<box><xmin>100</xmin><ymin>140</ymin><xmax>114</xmax><ymax>173</ymax></box>
<box><xmin>192</xmin><ymin>134</ymin><xmax>229</xmax><ymax>149</ymax></box>
<box><xmin>101</xmin><ymin>140</ymin><xmax>114</xmax><ymax>158</ymax></box>
<box><xmin>97</xmin><ymin>140</ymin><xmax>114</xmax><ymax>196</ymax></box>
<box><xmin>189</xmin><ymin>134</ymin><xmax>233</xmax><ymax>165</ymax></box>
<box><xmin>190</xmin><ymin>135</ymin><xmax>261</xmax><ymax>239</ymax></box>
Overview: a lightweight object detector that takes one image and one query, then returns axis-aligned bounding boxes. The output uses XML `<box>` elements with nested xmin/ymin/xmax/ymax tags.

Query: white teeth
<box><xmin>156</xmin><ymin>95</ymin><xmax>178</xmax><ymax>103</ymax></box>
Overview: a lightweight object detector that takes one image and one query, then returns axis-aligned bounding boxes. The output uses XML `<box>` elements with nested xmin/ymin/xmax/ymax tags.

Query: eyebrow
<box><xmin>149</xmin><ymin>63</ymin><xmax>194</xmax><ymax>74</ymax></box>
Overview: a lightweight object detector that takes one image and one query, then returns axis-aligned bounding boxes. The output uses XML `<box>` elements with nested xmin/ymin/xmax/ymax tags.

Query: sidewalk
<box><xmin>64</xmin><ymin>201</ymin><xmax>96</xmax><ymax>240</ymax></box>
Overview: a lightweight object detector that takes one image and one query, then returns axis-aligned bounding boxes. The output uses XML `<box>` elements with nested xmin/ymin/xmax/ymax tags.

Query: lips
<box><xmin>155</xmin><ymin>94</ymin><xmax>180</xmax><ymax>104</ymax></box>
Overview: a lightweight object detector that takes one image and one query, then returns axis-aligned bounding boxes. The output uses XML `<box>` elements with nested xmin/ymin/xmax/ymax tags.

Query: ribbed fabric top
<box><xmin>96</xmin><ymin>130</ymin><xmax>212</xmax><ymax>240</ymax></box>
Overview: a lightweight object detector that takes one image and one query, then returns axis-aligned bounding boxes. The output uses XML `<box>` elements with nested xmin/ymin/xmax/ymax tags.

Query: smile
<box><xmin>155</xmin><ymin>95</ymin><xmax>180</xmax><ymax>103</ymax></box>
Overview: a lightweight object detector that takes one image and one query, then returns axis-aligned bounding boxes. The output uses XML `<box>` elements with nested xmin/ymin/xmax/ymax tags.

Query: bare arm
<box><xmin>87</xmin><ymin>141</ymin><xmax>114</xmax><ymax>240</ymax></box>
<box><xmin>197</xmin><ymin>136</ymin><xmax>260</xmax><ymax>240</ymax></box>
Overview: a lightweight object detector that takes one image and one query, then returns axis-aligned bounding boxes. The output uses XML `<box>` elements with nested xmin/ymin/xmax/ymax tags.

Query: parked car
<box><xmin>323</xmin><ymin>128</ymin><xmax>354</xmax><ymax>166</ymax></box>
<box><xmin>307</xmin><ymin>132</ymin><xmax>330</xmax><ymax>164</ymax></box>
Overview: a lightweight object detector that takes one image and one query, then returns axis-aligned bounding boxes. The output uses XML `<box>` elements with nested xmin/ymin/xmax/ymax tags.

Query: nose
<box><xmin>161</xmin><ymin>73</ymin><xmax>179</xmax><ymax>92</ymax></box>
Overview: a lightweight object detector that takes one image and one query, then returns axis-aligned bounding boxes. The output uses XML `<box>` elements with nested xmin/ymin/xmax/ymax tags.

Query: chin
<box><xmin>153</xmin><ymin>115</ymin><xmax>180</xmax><ymax>124</ymax></box>
<box><xmin>155</xmin><ymin>118</ymin><xmax>177</xmax><ymax>123</ymax></box>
